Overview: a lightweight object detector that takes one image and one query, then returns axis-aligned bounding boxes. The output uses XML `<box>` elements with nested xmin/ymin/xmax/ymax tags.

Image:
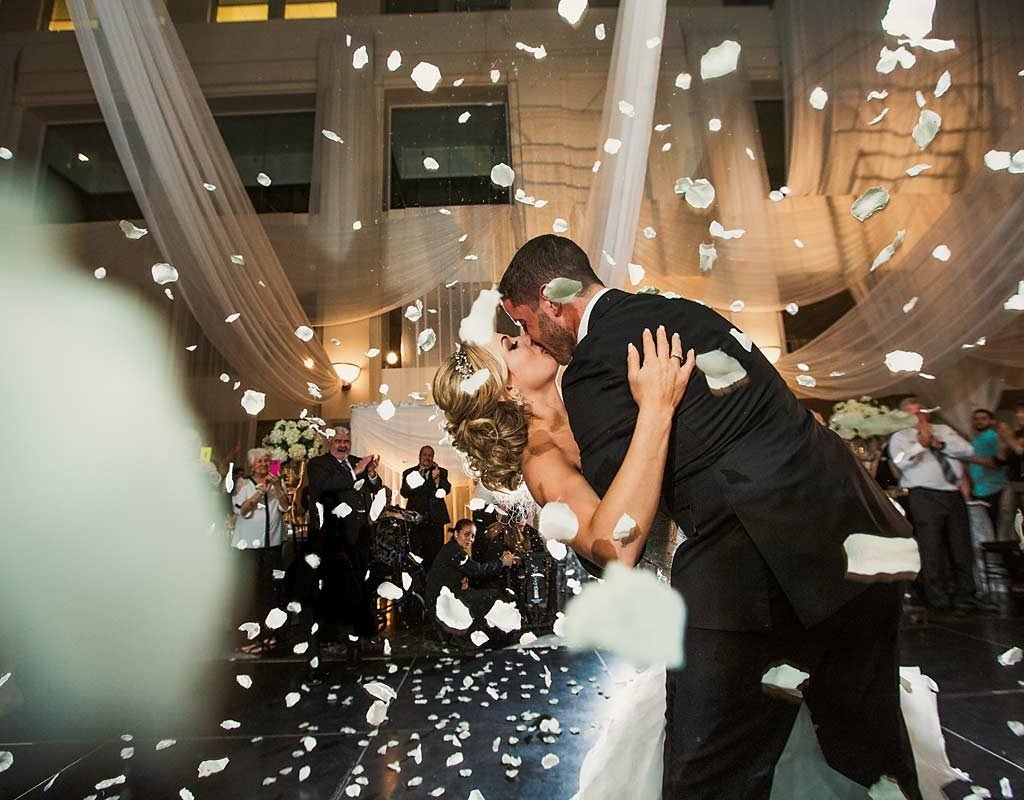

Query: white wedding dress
<box><xmin>574</xmin><ymin>665</ymin><xmax>965</xmax><ymax>800</ymax></box>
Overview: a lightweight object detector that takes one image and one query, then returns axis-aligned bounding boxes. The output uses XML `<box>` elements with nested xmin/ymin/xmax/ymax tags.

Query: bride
<box><xmin>433</xmin><ymin>330</ymin><xmax>964</xmax><ymax>799</ymax></box>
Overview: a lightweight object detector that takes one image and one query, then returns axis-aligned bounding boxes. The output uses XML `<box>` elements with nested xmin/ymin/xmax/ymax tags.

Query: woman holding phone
<box><xmin>232</xmin><ymin>447</ymin><xmax>291</xmax><ymax>655</ymax></box>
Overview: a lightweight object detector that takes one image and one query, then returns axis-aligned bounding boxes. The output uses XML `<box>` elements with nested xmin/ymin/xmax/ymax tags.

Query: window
<box><xmin>754</xmin><ymin>99</ymin><xmax>787</xmax><ymax>191</ymax></box>
<box><xmin>35</xmin><ymin>111</ymin><xmax>315</xmax><ymax>223</ymax></box>
<box><xmin>389</xmin><ymin>102</ymin><xmax>511</xmax><ymax>210</ymax></box>
<box><xmin>782</xmin><ymin>290</ymin><xmax>856</xmax><ymax>353</ymax></box>
<box><xmin>384</xmin><ymin>0</ymin><xmax>510</xmax><ymax>13</ymax></box>
<box><xmin>214</xmin><ymin>112</ymin><xmax>315</xmax><ymax>213</ymax></box>
<box><xmin>47</xmin><ymin>0</ymin><xmax>74</xmax><ymax>31</ymax></box>
<box><xmin>214</xmin><ymin>0</ymin><xmax>338</xmax><ymax>22</ymax></box>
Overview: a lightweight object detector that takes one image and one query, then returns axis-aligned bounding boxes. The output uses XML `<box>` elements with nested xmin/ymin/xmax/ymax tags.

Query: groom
<box><xmin>499</xmin><ymin>235</ymin><xmax>921</xmax><ymax>799</ymax></box>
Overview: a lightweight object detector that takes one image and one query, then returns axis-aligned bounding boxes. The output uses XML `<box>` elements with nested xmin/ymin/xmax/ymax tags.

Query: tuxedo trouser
<box><xmin>906</xmin><ymin>488</ymin><xmax>977</xmax><ymax>607</ymax></box>
<box><xmin>663</xmin><ymin>581</ymin><xmax>920</xmax><ymax>800</ymax></box>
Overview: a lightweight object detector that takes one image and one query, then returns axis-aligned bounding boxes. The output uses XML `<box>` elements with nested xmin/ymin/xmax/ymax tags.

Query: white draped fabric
<box><xmin>63</xmin><ymin>0</ymin><xmax>1024</xmax><ymax>412</ymax></box>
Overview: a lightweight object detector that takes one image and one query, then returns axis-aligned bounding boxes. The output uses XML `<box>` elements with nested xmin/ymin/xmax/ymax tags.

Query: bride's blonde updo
<box><xmin>433</xmin><ymin>343</ymin><xmax>529</xmax><ymax>492</ymax></box>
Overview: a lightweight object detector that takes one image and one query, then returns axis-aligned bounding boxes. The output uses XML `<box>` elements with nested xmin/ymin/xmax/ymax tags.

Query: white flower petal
<box><xmin>612</xmin><ymin>513</ymin><xmax>637</xmax><ymax>541</ymax></box>
<box><xmin>627</xmin><ymin>262</ymin><xmax>646</xmax><ymax>286</ymax></box>
<box><xmin>708</xmin><ymin>118</ymin><xmax>722</xmax><ymax>132</ymax></box>
<box><xmin>843</xmin><ymin>533</ymin><xmax>920</xmax><ymax>580</ymax></box>
<box><xmin>796</xmin><ymin>375</ymin><xmax>817</xmax><ymax>388</ymax></box>
<box><xmin>761</xmin><ymin>664</ymin><xmax>810</xmax><ymax>700</ymax></box>
<box><xmin>423</xmin><ymin>157</ymin><xmax>440</xmax><ymax>171</ymax></box>
<box><xmin>197</xmin><ymin>757</ymin><xmax>230</xmax><ymax>778</ymax></box>
<box><xmin>542</xmin><ymin>753</ymin><xmax>560</xmax><ymax>769</ymax></box>
<box><xmin>870</xmin><ymin>229</ymin><xmax>907</xmax><ymax>272</ymax></box>
<box><xmin>294</xmin><ymin>325</ymin><xmax>315</xmax><ymax>342</ymax></box>
<box><xmin>881</xmin><ymin>0</ymin><xmax>935</xmax><ymax>40</ymax></box>
<box><xmin>543</xmin><ymin>277</ymin><xmax>583</xmax><ymax>304</ymax></box>
<box><xmin>458</xmin><ymin>111</ymin><xmax>471</xmax><ymax>124</ymax></box>
<box><xmin>547</xmin><ymin>539</ymin><xmax>569</xmax><ymax>559</ymax></box>
<box><xmin>998</xmin><ymin>646</ymin><xmax>1023</xmax><ymax>667</ymax></box>
<box><xmin>411</xmin><ymin>62</ymin><xmax>442</xmax><ymax>92</ymax></box>
<box><xmin>699</xmin><ymin>242</ymin><xmax>718</xmax><ymax>273</ymax></box>
<box><xmin>603</xmin><ymin>138</ymin><xmax>622</xmax><ymax>155</ymax></box>
<box><xmin>321</xmin><ymin>129</ymin><xmax>344</xmax><ymax>143</ymax></box>
<box><xmin>730</xmin><ymin>299</ymin><xmax>745</xmax><ymax>313</ymax></box>
<box><xmin>618</xmin><ymin>100</ymin><xmax>636</xmax><ymax>118</ymax></box>
<box><xmin>866</xmin><ymin>90</ymin><xmax>890</xmax><ymax>101</ymax></box>
<box><xmin>931</xmin><ymin>244</ymin><xmax>951</xmax><ymax>261</ymax></box>
<box><xmin>0</xmin><ymin>147</ymin><xmax>12</xmax><ymax>160</ymax></box>
<box><xmin>729</xmin><ymin>328</ymin><xmax>753</xmax><ymax>352</ymax></box>
<box><xmin>387</xmin><ymin>50</ymin><xmax>402</xmax><ymax>71</ymax></box>
<box><xmin>459</xmin><ymin>288</ymin><xmax>503</xmax><ymax>345</ymax></box>
<box><xmin>370</xmin><ymin>489</ymin><xmax>387</xmax><ymax>522</ymax></box>
<box><xmin>552</xmin><ymin>217</ymin><xmax>569</xmax><ymax>234</ymax></box>
<box><xmin>377</xmin><ymin>399</ymin><xmax>396</xmax><ymax>421</ymax></box>
<box><xmin>265</xmin><ymin>607</ymin><xmax>288</xmax><ymax>629</ymax></box>
<box><xmin>436</xmin><ymin>586</ymin><xmax>474</xmax><ymax>630</ymax></box>
<box><xmin>241</xmin><ymin>390</ymin><xmax>266</xmax><ymax>416</ymax></box>
<box><xmin>490</xmin><ymin>162</ymin><xmax>515</xmax><ymax>187</ymax></box>
<box><xmin>696</xmin><ymin>349</ymin><xmax>748</xmax><ymax>394</ymax></box>
<box><xmin>785</xmin><ymin>303</ymin><xmax>800</xmax><ymax>315</ymax></box>
<box><xmin>563</xmin><ymin>562</ymin><xmax>685</xmax><ymax>668</ymax></box>
<box><xmin>332</xmin><ymin>502</ymin><xmax>353</xmax><ymax>518</ymax></box>
<box><xmin>378</xmin><ymin>581</ymin><xmax>404</xmax><ymax>600</ymax></box>
<box><xmin>809</xmin><ymin>86</ymin><xmax>829</xmax><ymax>110</ymax></box>
<box><xmin>642</xmin><ymin>226</ymin><xmax>657</xmax><ymax>239</ymax></box>
<box><xmin>557</xmin><ymin>0</ymin><xmax>587</xmax><ymax>24</ymax></box>
<box><xmin>912</xmin><ymin>109</ymin><xmax>942</xmax><ymax>150</ymax></box>
<box><xmin>459</xmin><ymin>369</ymin><xmax>491</xmax><ymax>395</ymax></box>
<box><xmin>0</xmin><ymin>752</ymin><xmax>12</xmax><ymax>773</ymax></box>
<box><xmin>484</xmin><ymin>599</ymin><xmax>523</xmax><ymax>633</ymax></box>
<box><xmin>867</xmin><ymin>108</ymin><xmax>890</xmax><ymax>126</ymax></box>
<box><xmin>119</xmin><ymin>220</ymin><xmax>148</xmax><ymax>239</ymax></box>
<box><xmin>934</xmin><ymin>69</ymin><xmax>952</xmax><ymax>98</ymax></box>
<box><xmin>709</xmin><ymin>221</ymin><xmax>745</xmax><ymax>240</ymax></box>
<box><xmin>884</xmin><ymin>350</ymin><xmax>924</xmax><ymax>373</ymax></box>
<box><xmin>470</xmin><ymin>630</ymin><xmax>490</xmax><ymax>646</ymax></box>
<box><xmin>352</xmin><ymin>45</ymin><xmax>369</xmax><ymax>70</ymax></box>
<box><xmin>594</xmin><ymin>23</ymin><xmax>606</xmax><ymax>40</ymax></box>
<box><xmin>539</xmin><ymin>501</ymin><xmax>579</xmax><ymax>541</ymax></box>
<box><xmin>151</xmin><ymin>263</ymin><xmax>179</xmax><ymax>285</ymax></box>
<box><xmin>905</xmin><ymin>163</ymin><xmax>931</xmax><ymax>176</ymax></box>
<box><xmin>700</xmin><ymin>40</ymin><xmax>741</xmax><ymax>80</ymax></box>
<box><xmin>367</xmin><ymin>699</ymin><xmax>390</xmax><ymax>727</ymax></box>
<box><xmin>851</xmin><ymin>186</ymin><xmax>890</xmax><ymax>221</ymax></box>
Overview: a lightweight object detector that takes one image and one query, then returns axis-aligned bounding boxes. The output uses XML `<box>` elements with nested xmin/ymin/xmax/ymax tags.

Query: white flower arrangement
<box><xmin>828</xmin><ymin>397</ymin><xmax>917</xmax><ymax>440</ymax></box>
<box><xmin>261</xmin><ymin>418</ymin><xmax>325</xmax><ymax>464</ymax></box>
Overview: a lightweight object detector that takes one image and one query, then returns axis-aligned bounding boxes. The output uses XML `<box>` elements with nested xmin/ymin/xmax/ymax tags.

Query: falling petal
<box><xmin>322</xmin><ymin>129</ymin><xmax>344</xmax><ymax>143</ymax></box>
<box><xmin>867</xmin><ymin>90</ymin><xmax>889</xmax><ymax>101</ymax></box>
<box><xmin>240</xmin><ymin>390</ymin><xmax>266</xmax><ymax>416</ymax></box>
<box><xmin>912</xmin><ymin>109</ymin><xmax>942</xmax><ymax>150</ymax></box>
<box><xmin>699</xmin><ymin>243</ymin><xmax>718</xmax><ymax>273</ymax></box>
<box><xmin>484</xmin><ymin>598</ymin><xmax>523</xmax><ymax>633</ymax></box>
<box><xmin>470</xmin><ymin>630</ymin><xmax>490</xmax><ymax>646</ymax></box>
<box><xmin>539</xmin><ymin>501</ymin><xmax>579</xmax><ymax>541</ymax></box>
<box><xmin>459</xmin><ymin>369</ymin><xmax>491</xmax><ymax>395</ymax></box>
<box><xmin>366</xmin><ymin>347</ymin><xmax>381</xmax><ymax>357</ymax></box>
<box><xmin>119</xmin><ymin>220</ymin><xmax>148</xmax><ymax>239</ymax></box>
<box><xmin>931</xmin><ymin>244</ymin><xmax>951</xmax><ymax>261</ymax></box>
<box><xmin>423</xmin><ymin>157</ymin><xmax>440</xmax><ymax>171</ymax></box>
<box><xmin>416</xmin><ymin>328</ymin><xmax>437</xmax><ymax>353</ymax></box>
<box><xmin>612</xmin><ymin>513</ymin><xmax>637</xmax><ymax>541</ymax></box>
<box><xmin>543</xmin><ymin>277</ymin><xmax>583</xmax><ymax>304</ymax></box>
<box><xmin>256</xmin><ymin>172</ymin><xmax>271</xmax><ymax>187</ymax></box>
<box><xmin>761</xmin><ymin>664</ymin><xmax>810</xmax><ymax>700</ymax></box>
<box><xmin>265</xmin><ymin>607</ymin><xmax>288</xmax><ymax>629</ymax></box>
<box><xmin>378</xmin><ymin>582</ymin><xmax>404</xmax><ymax>600</ymax></box>
<box><xmin>809</xmin><ymin>86</ymin><xmax>829</xmax><ymax>109</ymax></box>
<box><xmin>700</xmin><ymin>40</ymin><xmax>741</xmax><ymax>80</ymax></box>
<box><xmin>843</xmin><ymin>533</ymin><xmax>920</xmax><ymax>580</ymax></box>
<box><xmin>851</xmin><ymin>187</ymin><xmax>890</xmax><ymax>221</ymax></box>
<box><xmin>151</xmin><ymin>263</ymin><xmax>179</xmax><ymax>285</ymax></box>
<box><xmin>618</xmin><ymin>100</ymin><xmax>636</xmax><ymax>118</ymax></box>
<box><xmin>225</xmin><ymin>312</ymin><xmax>241</xmax><ymax>323</ymax></box>
<box><xmin>295</xmin><ymin>325</ymin><xmax>315</xmax><ymax>342</ymax></box>
<box><xmin>796</xmin><ymin>375</ymin><xmax>817</xmax><ymax>388</ymax></box>
<box><xmin>563</xmin><ymin>562</ymin><xmax>685</xmax><ymax>668</ymax></box>
<box><xmin>881</xmin><ymin>0</ymin><xmax>935</xmax><ymax>39</ymax></box>
<box><xmin>552</xmin><ymin>218</ymin><xmax>569</xmax><ymax>234</ymax></box>
<box><xmin>459</xmin><ymin>288</ymin><xmax>503</xmax><ymax>344</ymax></box>
<box><xmin>352</xmin><ymin>45</ymin><xmax>369</xmax><ymax>69</ymax></box>
<box><xmin>332</xmin><ymin>502</ymin><xmax>353</xmax><ymax>518</ymax></box>
<box><xmin>436</xmin><ymin>586</ymin><xmax>473</xmax><ymax>630</ymax></box>
<box><xmin>905</xmin><ymin>163</ymin><xmax>931</xmax><ymax>176</ymax></box>
<box><xmin>730</xmin><ymin>328</ymin><xmax>753</xmax><ymax>352</ymax></box>
<box><xmin>557</xmin><ymin>0</ymin><xmax>587</xmax><ymax>24</ymax></box>
<box><xmin>674</xmin><ymin>177</ymin><xmax>716</xmax><ymax>209</ymax></box>
<box><xmin>370</xmin><ymin>488</ymin><xmax>387</xmax><ymax>521</ymax></box>
<box><xmin>786</xmin><ymin>303</ymin><xmax>800</xmax><ymax>315</ymax></box>
<box><xmin>197</xmin><ymin>758</ymin><xmax>230</xmax><ymax>778</ymax></box>
<box><xmin>387</xmin><ymin>50</ymin><xmax>402</xmax><ymax>71</ymax></box>
<box><xmin>458</xmin><ymin>111</ymin><xmax>471</xmax><ymax>124</ymax></box>
<box><xmin>867</xmin><ymin>108</ymin><xmax>890</xmax><ymax>126</ymax></box>
<box><xmin>884</xmin><ymin>350</ymin><xmax>925</xmax><ymax>372</ymax></box>
<box><xmin>934</xmin><ymin>69</ymin><xmax>952</xmax><ymax>98</ymax></box>
<box><xmin>203</xmin><ymin>182</ymin><xmax>217</xmax><ymax>192</ymax></box>
<box><xmin>870</xmin><ymin>229</ymin><xmax>907</xmax><ymax>272</ymax></box>
<box><xmin>0</xmin><ymin>752</ymin><xmax>12</xmax><ymax>773</ymax></box>
<box><xmin>542</xmin><ymin>754</ymin><xmax>560</xmax><ymax>769</ymax></box>
<box><xmin>903</xmin><ymin>297</ymin><xmax>919</xmax><ymax>313</ymax></box>
<box><xmin>0</xmin><ymin>147</ymin><xmax>12</xmax><ymax>160</ymax></box>
<box><xmin>998</xmin><ymin>647</ymin><xmax>1023</xmax><ymax>667</ymax></box>
<box><xmin>708</xmin><ymin>118</ymin><xmax>722</xmax><ymax>132</ymax></box>
<box><xmin>594</xmin><ymin>23</ymin><xmax>606</xmax><ymax>40</ymax></box>
<box><xmin>94</xmin><ymin>267</ymin><xmax>107</xmax><ymax>279</ymax></box>
<box><xmin>603</xmin><ymin>138</ymin><xmax>622</xmax><ymax>155</ymax></box>
<box><xmin>627</xmin><ymin>263</ymin><xmax>646</xmax><ymax>286</ymax></box>
<box><xmin>490</xmin><ymin>163</ymin><xmax>515</xmax><ymax>187</ymax></box>
<box><xmin>696</xmin><ymin>349</ymin><xmax>748</xmax><ymax>394</ymax></box>
<box><xmin>411</xmin><ymin>62</ymin><xmax>442</xmax><ymax>92</ymax></box>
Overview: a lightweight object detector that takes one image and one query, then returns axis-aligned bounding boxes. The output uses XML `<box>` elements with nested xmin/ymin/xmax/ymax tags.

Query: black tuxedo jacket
<box><xmin>307</xmin><ymin>453</ymin><xmax>382</xmax><ymax>548</ymax></box>
<box><xmin>400</xmin><ymin>465</ymin><xmax>452</xmax><ymax>525</ymax></box>
<box><xmin>562</xmin><ymin>289</ymin><xmax>913</xmax><ymax>631</ymax></box>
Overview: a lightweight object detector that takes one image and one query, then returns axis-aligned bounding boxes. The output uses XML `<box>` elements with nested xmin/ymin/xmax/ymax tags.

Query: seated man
<box><xmin>425</xmin><ymin>519</ymin><xmax>517</xmax><ymax>629</ymax></box>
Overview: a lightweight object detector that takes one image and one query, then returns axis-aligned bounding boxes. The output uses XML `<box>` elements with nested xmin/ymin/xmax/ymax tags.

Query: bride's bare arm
<box><xmin>525</xmin><ymin>326</ymin><xmax>694</xmax><ymax>568</ymax></box>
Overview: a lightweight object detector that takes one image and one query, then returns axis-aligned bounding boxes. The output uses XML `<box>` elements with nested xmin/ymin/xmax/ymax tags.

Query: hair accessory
<box><xmin>452</xmin><ymin>347</ymin><xmax>475</xmax><ymax>380</ymax></box>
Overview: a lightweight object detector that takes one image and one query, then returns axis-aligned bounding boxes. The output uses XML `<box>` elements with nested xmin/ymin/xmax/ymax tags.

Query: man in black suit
<box><xmin>307</xmin><ymin>427</ymin><xmax>382</xmax><ymax>646</ymax></box>
<box><xmin>499</xmin><ymin>235</ymin><xmax>921</xmax><ymax>799</ymax></box>
<box><xmin>400</xmin><ymin>445</ymin><xmax>452</xmax><ymax>570</ymax></box>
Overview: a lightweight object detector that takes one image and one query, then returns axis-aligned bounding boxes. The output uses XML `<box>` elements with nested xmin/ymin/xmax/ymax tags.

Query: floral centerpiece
<box><xmin>262</xmin><ymin>418</ymin><xmax>326</xmax><ymax>465</ymax></box>
<box><xmin>828</xmin><ymin>397</ymin><xmax>917</xmax><ymax>477</ymax></box>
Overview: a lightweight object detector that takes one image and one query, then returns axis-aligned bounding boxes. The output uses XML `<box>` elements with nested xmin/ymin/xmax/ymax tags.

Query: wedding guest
<box><xmin>964</xmin><ymin>409</ymin><xmax>1008</xmax><ymax>535</ymax></box>
<box><xmin>307</xmin><ymin>427</ymin><xmax>382</xmax><ymax>652</ymax></box>
<box><xmin>888</xmin><ymin>398</ymin><xmax>994</xmax><ymax>613</ymax></box>
<box><xmin>425</xmin><ymin>519</ymin><xmax>517</xmax><ymax>630</ymax></box>
<box><xmin>1000</xmin><ymin>402</ymin><xmax>1024</xmax><ymax>540</ymax></box>
<box><xmin>401</xmin><ymin>446</ymin><xmax>452</xmax><ymax>570</ymax></box>
<box><xmin>232</xmin><ymin>447</ymin><xmax>290</xmax><ymax>654</ymax></box>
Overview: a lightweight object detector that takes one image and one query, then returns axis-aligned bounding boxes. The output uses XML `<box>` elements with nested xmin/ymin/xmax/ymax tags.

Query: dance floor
<box><xmin>3</xmin><ymin>608</ymin><xmax>1024</xmax><ymax>799</ymax></box>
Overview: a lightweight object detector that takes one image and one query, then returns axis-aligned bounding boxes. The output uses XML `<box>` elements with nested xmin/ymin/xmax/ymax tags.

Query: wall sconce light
<box><xmin>332</xmin><ymin>362</ymin><xmax>361</xmax><ymax>389</ymax></box>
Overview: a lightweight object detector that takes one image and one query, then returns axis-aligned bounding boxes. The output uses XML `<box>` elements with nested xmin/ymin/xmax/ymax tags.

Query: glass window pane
<box><xmin>283</xmin><ymin>1</ymin><xmax>338</xmax><ymax>19</ymax></box>
<box><xmin>215</xmin><ymin>2</ymin><xmax>270</xmax><ymax>23</ymax></box>
<box><xmin>48</xmin><ymin>0</ymin><xmax>74</xmax><ymax>31</ymax></box>
<box><xmin>389</xmin><ymin>104</ymin><xmax>510</xmax><ymax>209</ymax></box>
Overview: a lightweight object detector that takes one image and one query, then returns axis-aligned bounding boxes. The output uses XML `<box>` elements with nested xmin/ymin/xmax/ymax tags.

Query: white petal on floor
<box><xmin>843</xmin><ymin>534</ymin><xmax>921</xmax><ymax>580</ymax></box>
<box><xmin>562</xmin><ymin>562</ymin><xmax>686</xmax><ymax>668</ymax></box>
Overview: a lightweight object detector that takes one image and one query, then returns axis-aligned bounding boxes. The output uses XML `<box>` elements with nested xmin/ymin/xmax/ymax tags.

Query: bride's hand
<box><xmin>627</xmin><ymin>326</ymin><xmax>696</xmax><ymax>413</ymax></box>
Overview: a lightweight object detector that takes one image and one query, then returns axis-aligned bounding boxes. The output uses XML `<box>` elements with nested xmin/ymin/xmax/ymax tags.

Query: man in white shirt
<box><xmin>888</xmin><ymin>397</ymin><xmax>992</xmax><ymax>613</ymax></box>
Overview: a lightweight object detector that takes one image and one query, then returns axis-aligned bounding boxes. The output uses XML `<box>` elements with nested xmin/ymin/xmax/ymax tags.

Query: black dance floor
<box><xmin>3</xmin><ymin>608</ymin><xmax>1024</xmax><ymax>800</ymax></box>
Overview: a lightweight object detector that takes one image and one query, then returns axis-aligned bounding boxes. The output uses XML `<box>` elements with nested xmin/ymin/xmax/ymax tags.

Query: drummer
<box><xmin>425</xmin><ymin>519</ymin><xmax>519</xmax><ymax>631</ymax></box>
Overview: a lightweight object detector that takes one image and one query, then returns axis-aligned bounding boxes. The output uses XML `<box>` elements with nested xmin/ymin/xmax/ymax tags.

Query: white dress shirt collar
<box><xmin>576</xmin><ymin>287</ymin><xmax>612</xmax><ymax>343</ymax></box>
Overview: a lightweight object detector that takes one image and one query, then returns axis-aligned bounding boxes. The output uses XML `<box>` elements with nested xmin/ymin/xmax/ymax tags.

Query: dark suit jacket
<box><xmin>307</xmin><ymin>453</ymin><xmax>383</xmax><ymax>549</ymax></box>
<box><xmin>400</xmin><ymin>465</ymin><xmax>452</xmax><ymax>525</ymax></box>
<box><xmin>562</xmin><ymin>289</ymin><xmax>913</xmax><ymax>632</ymax></box>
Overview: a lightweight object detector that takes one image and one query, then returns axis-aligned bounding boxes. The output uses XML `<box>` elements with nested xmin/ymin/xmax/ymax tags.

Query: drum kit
<box><xmin>474</xmin><ymin>520</ymin><xmax>568</xmax><ymax>627</ymax></box>
<box><xmin>371</xmin><ymin>506</ymin><xmax>422</xmax><ymax>565</ymax></box>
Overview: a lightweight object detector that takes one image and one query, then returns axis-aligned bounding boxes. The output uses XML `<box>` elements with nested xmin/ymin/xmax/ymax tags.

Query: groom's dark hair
<box><xmin>499</xmin><ymin>235</ymin><xmax>603</xmax><ymax>308</ymax></box>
